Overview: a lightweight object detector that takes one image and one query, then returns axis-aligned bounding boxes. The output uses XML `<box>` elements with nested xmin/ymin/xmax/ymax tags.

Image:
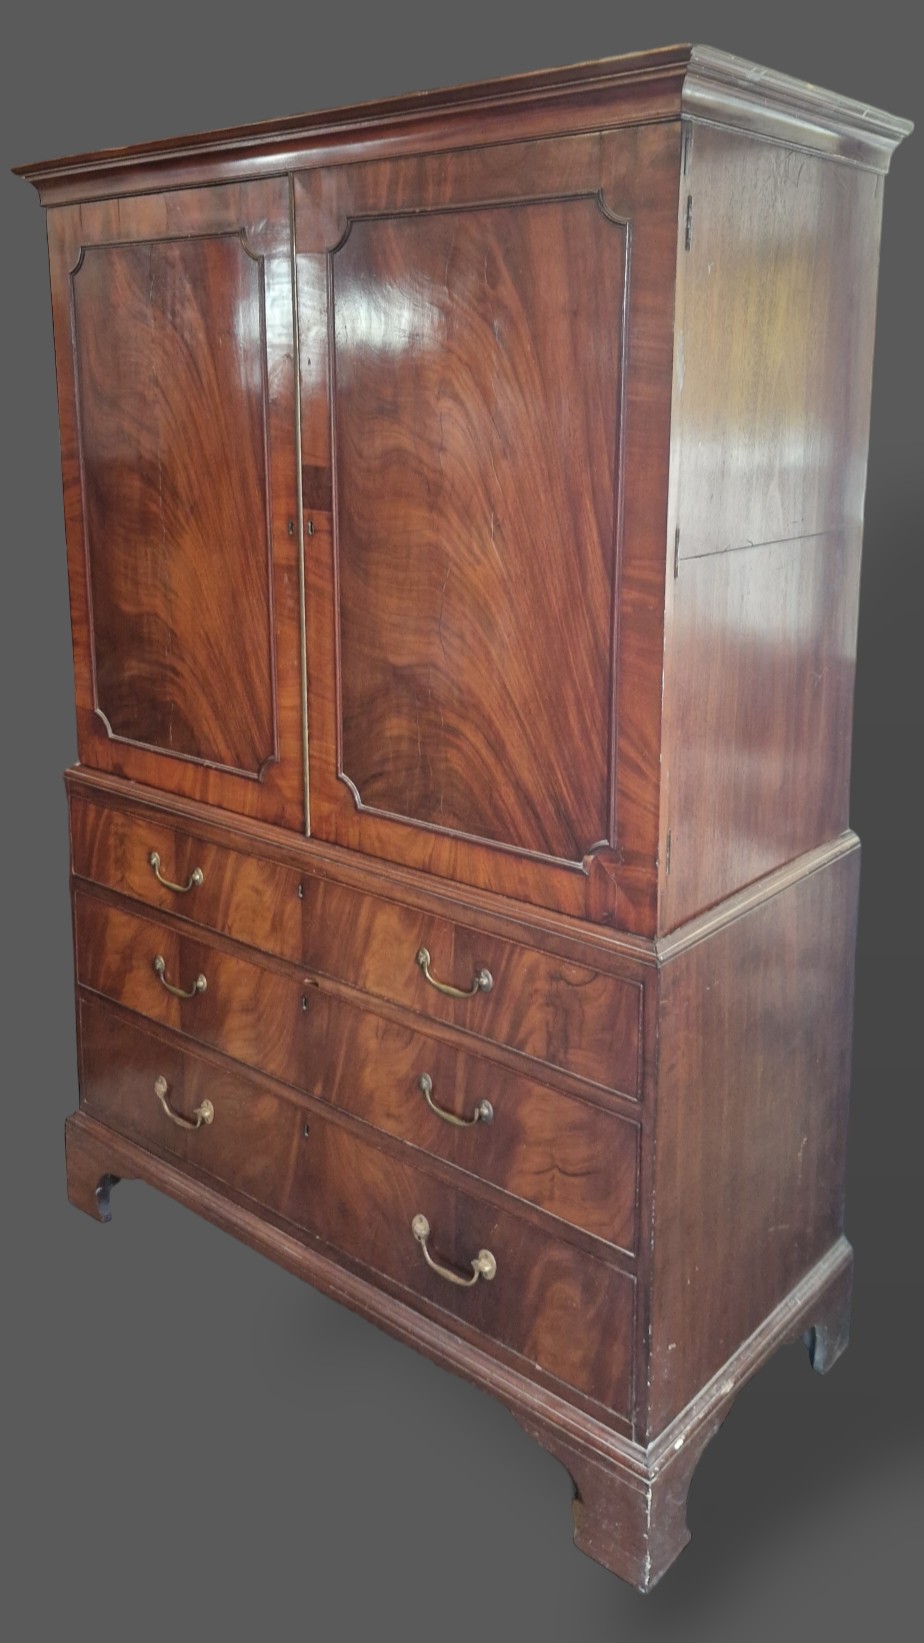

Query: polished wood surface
<box><xmin>63</xmin><ymin>1107</ymin><xmax>853</xmax><ymax>1590</ymax></box>
<box><xmin>646</xmin><ymin>845</ymin><xmax>859</xmax><ymax>1436</ymax></box>
<box><xmin>658</xmin><ymin>124</ymin><xmax>887</xmax><ymax>927</ymax></box>
<box><xmin>75</xmin><ymin>890</ymin><xmax>309</xmax><ymax>1087</ymax></box>
<box><xmin>46</xmin><ymin>181</ymin><xmax>304</xmax><ymax>827</ymax></box>
<box><xmin>18</xmin><ymin>44</ymin><xmax>912</xmax><ymax>1595</ymax></box>
<box><xmin>293</xmin><ymin>870</ymin><xmax>643</xmax><ymax>1096</ymax></box>
<box><xmin>284</xmin><ymin>982</ymin><xmax>640</xmax><ymax>1252</ymax></box>
<box><xmin>297</xmin><ymin>123</ymin><xmax>679</xmax><ymax>931</ymax></box>
<box><xmin>661</xmin><ymin>534</ymin><xmax>861</xmax><ymax>927</ymax></box>
<box><xmin>671</xmin><ymin>126</ymin><xmax>884</xmax><ymax>561</ymax></box>
<box><xmin>71</xmin><ymin>230</ymin><xmax>275</xmax><ymax>775</ymax></box>
<box><xmin>284</xmin><ymin>1092</ymin><xmax>635</xmax><ymax>1413</ymax></box>
<box><xmin>76</xmin><ymin>1005</ymin><xmax>636</xmax><ymax>1416</ymax></box>
<box><xmin>75</xmin><ymin>889</ymin><xmax>640</xmax><ymax>1250</ymax></box>
<box><xmin>79</xmin><ymin>995</ymin><xmax>302</xmax><ymax>1208</ymax></box>
<box><xmin>16</xmin><ymin>45</ymin><xmax>909</xmax><ymax>207</ymax></box>
<box><xmin>70</xmin><ymin>796</ymin><xmax>304</xmax><ymax>962</ymax></box>
<box><xmin>332</xmin><ymin>193</ymin><xmax>624</xmax><ymax>861</ymax></box>
<box><xmin>70</xmin><ymin>792</ymin><xmax>645</xmax><ymax>1097</ymax></box>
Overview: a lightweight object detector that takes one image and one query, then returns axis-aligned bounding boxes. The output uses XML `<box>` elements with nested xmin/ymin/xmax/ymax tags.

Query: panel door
<box><xmin>295</xmin><ymin>126</ymin><xmax>679</xmax><ymax>924</ymax></box>
<box><xmin>47</xmin><ymin>180</ymin><xmax>305</xmax><ymax>827</ymax></box>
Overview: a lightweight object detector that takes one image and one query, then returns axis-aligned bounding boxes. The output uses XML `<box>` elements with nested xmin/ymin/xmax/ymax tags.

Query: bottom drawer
<box><xmin>78</xmin><ymin>999</ymin><xmax>635</xmax><ymax>1416</ymax></box>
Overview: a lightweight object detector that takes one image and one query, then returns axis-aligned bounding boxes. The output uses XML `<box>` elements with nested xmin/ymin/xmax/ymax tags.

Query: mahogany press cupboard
<box><xmin>16</xmin><ymin>45</ymin><xmax>911</xmax><ymax>1591</ymax></box>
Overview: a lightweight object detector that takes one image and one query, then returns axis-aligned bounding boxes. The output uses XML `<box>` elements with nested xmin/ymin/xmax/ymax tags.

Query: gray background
<box><xmin>3</xmin><ymin>2</ymin><xmax>921</xmax><ymax>1637</ymax></box>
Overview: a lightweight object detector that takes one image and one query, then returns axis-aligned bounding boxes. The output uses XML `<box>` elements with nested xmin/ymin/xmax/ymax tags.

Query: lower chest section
<box><xmin>70</xmin><ymin>790</ymin><xmax>647</xmax><ymax>1432</ymax></box>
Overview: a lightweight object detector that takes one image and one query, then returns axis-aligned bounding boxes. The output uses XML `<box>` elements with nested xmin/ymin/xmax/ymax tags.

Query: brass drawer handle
<box><xmin>419</xmin><ymin>1073</ymin><xmax>493</xmax><ymax>1128</ymax></box>
<box><xmin>154</xmin><ymin>1074</ymin><xmax>214</xmax><ymax>1130</ymax></box>
<box><xmin>411</xmin><ymin>1214</ymin><xmax>497</xmax><ymax>1287</ymax></box>
<box><xmin>416</xmin><ymin>947</ymin><xmax>493</xmax><ymax>999</ymax></box>
<box><xmin>149</xmin><ymin>850</ymin><xmax>204</xmax><ymax>894</ymax></box>
<box><xmin>153</xmin><ymin>954</ymin><xmax>207</xmax><ymax>999</ymax></box>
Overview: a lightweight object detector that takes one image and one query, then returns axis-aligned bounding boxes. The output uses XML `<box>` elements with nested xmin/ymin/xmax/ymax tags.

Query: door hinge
<box><xmin>665</xmin><ymin>828</ymin><xmax>672</xmax><ymax>876</ymax></box>
<box><xmin>673</xmin><ymin>525</ymin><xmax>681</xmax><ymax>579</ymax></box>
<box><xmin>684</xmin><ymin>194</ymin><xmax>694</xmax><ymax>251</ymax></box>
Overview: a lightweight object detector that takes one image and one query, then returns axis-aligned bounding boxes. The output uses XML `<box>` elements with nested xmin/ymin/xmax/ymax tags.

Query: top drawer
<box><xmin>71</xmin><ymin>796</ymin><xmax>642</xmax><ymax>1099</ymax></box>
<box><xmin>70</xmin><ymin>797</ymin><xmax>304</xmax><ymax>962</ymax></box>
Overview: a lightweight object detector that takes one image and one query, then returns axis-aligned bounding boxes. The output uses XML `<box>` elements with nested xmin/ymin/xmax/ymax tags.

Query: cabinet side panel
<box><xmin>662</xmin><ymin>530</ymin><xmax>860</xmax><ymax>926</ymax></box>
<box><xmin>660</xmin><ymin>129</ymin><xmax>884</xmax><ymax>930</ymax></box>
<box><xmin>647</xmin><ymin>847</ymin><xmax>858</xmax><ymax>1438</ymax></box>
<box><xmin>672</xmin><ymin>127</ymin><xmax>884</xmax><ymax>557</ymax></box>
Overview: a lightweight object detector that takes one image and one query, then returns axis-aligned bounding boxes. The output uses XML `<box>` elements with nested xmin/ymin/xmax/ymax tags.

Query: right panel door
<box><xmin>295</xmin><ymin>127</ymin><xmax>677</xmax><ymax>926</ymax></box>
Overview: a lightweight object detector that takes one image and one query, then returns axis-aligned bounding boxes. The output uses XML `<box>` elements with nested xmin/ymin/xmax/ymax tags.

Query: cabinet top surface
<box><xmin>14</xmin><ymin>44</ymin><xmax>912</xmax><ymax>203</ymax></box>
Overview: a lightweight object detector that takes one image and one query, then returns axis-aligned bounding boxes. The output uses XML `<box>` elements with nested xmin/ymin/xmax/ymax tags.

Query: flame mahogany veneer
<box><xmin>16</xmin><ymin>43</ymin><xmax>911</xmax><ymax>1591</ymax></box>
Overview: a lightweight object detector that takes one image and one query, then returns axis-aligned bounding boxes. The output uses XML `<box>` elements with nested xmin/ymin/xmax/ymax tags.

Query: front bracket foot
<box><xmin>66</xmin><ymin>1112</ymin><xmax>134</xmax><ymax>1221</ymax></box>
<box><xmin>514</xmin><ymin>1398</ymin><xmax>734</xmax><ymax>1593</ymax></box>
<box><xmin>801</xmin><ymin>1257</ymin><xmax>852</xmax><ymax>1374</ymax></box>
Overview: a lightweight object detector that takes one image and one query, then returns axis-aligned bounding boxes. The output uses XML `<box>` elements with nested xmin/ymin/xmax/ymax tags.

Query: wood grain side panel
<box><xmin>672</xmin><ymin>125</ymin><xmax>885</xmax><ymax>558</ymax></box>
<box><xmin>646</xmin><ymin>847</ymin><xmax>859</xmax><ymax>1438</ymax></box>
<box><xmin>661</xmin><ymin>531</ymin><xmax>861</xmax><ymax>929</ymax></box>
<box><xmin>46</xmin><ymin>181</ymin><xmax>305</xmax><ymax>827</ymax></box>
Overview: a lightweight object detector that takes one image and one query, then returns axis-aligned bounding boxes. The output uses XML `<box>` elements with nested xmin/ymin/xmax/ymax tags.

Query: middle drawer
<box><xmin>74</xmin><ymin>890</ymin><xmax>639</xmax><ymax>1252</ymax></box>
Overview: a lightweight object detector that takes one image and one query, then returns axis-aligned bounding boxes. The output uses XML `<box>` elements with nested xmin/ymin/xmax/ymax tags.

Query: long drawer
<box><xmin>73</xmin><ymin>891</ymin><xmax>639</xmax><ymax>1250</ymax></box>
<box><xmin>70</xmin><ymin>795</ymin><xmax>642</xmax><ymax>1098</ymax></box>
<box><xmin>78</xmin><ymin>999</ymin><xmax>635</xmax><ymax>1416</ymax></box>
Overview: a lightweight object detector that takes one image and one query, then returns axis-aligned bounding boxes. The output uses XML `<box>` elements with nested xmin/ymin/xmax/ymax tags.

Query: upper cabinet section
<box><xmin>296</xmin><ymin>126</ymin><xmax>680</xmax><ymax>925</ymax></box>
<box><xmin>20</xmin><ymin>46</ymin><xmax>910</xmax><ymax>933</ymax></box>
<box><xmin>46</xmin><ymin>180</ymin><xmax>305</xmax><ymax>828</ymax></box>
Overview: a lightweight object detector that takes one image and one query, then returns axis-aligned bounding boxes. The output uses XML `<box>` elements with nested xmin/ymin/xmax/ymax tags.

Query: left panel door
<box><xmin>47</xmin><ymin>180</ymin><xmax>305</xmax><ymax>828</ymax></box>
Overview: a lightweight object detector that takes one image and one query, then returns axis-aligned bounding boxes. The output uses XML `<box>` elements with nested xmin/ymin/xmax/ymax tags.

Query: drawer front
<box><xmin>77</xmin><ymin>1000</ymin><xmax>634</xmax><ymax>1416</ymax></box>
<box><xmin>71</xmin><ymin>795</ymin><xmax>642</xmax><ymax>1098</ymax></box>
<box><xmin>71</xmin><ymin>797</ymin><xmax>304</xmax><ymax>962</ymax></box>
<box><xmin>78</xmin><ymin>996</ymin><xmax>302</xmax><ymax>1208</ymax></box>
<box><xmin>74</xmin><ymin>891</ymin><xmax>638</xmax><ymax>1251</ymax></box>
<box><xmin>300</xmin><ymin>996</ymin><xmax>639</xmax><ymax>1253</ymax></box>
<box><xmin>74</xmin><ymin>892</ymin><xmax>307</xmax><ymax>1088</ymax></box>
<box><xmin>296</xmin><ymin>873</ymin><xmax>642</xmax><ymax>1098</ymax></box>
<box><xmin>286</xmin><ymin>1099</ymin><xmax>634</xmax><ymax>1415</ymax></box>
